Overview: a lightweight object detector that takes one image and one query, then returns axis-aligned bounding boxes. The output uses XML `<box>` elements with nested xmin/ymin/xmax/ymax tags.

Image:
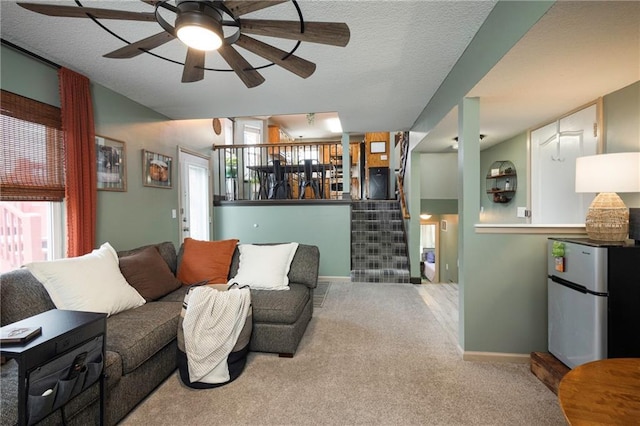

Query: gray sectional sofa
<box><xmin>0</xmin><ymin>241</ymin><xmax>319</xmax><ymax>425</ymax></box>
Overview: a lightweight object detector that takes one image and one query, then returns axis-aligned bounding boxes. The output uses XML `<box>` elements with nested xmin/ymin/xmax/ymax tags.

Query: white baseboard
<box><xmin>319</xmin><ymin>276</ymin><xmax>351</xmax><ymax>282</ymax></box>
<box><xmin>461</xmin><ymin>350</ymin><xmax>530</xmax><ymax>364</ymax></box>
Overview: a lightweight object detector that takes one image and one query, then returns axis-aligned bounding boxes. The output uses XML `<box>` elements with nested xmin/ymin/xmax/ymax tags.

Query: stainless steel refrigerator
<box><xmin>547</xmin><ymin>238</ymin><xmax>640</xmax><ymax>369</ymax></box>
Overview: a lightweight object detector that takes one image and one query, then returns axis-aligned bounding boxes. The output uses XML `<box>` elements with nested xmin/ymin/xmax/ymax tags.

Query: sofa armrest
<box><xmin>0</xmin><ymin>269</ymin><xmax>55</xmax><ymax>327</ymax></box>
<box><xmin>287</xmin><ymin>244</ymin><xmax>320</xmax><ymax>289</ymax></box>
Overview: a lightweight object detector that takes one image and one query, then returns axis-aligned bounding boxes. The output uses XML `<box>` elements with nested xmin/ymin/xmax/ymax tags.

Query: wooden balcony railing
<box><xmin>212</xmin><ymin>141</ymin><xmax>348</xmax><ymax>203</ymax></box>
<box><xmin>397</xmin><ymin>174</ymin><xmax>410</xmax><ymax>219</ymax></box>
<box><xmin>0</xmin><ymin>202</ymin><xmax>44</xmax><ymax>272</ymax></box>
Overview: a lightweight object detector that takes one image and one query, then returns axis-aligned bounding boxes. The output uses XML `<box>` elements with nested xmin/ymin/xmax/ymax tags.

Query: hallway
<box><xmin>417</xmin><ymin>282</ymin><xmax>459</xmax><ymax>346</ymax></box>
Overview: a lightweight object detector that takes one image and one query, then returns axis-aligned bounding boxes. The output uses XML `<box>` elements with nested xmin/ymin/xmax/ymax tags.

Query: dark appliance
<box><xmin>368</xmin><ymin>167</ymin><xmax>389</xmax><ymax>200</ymax></box>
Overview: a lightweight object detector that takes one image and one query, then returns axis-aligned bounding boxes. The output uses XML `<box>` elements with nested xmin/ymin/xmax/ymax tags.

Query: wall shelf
<box><xmin>485</xmin><ymin>160</ymin><xmax>517</xmax><ymax>203</ymax></box>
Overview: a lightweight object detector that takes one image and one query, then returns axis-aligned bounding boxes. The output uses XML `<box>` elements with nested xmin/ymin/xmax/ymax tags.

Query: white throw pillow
<box><xmin>25</xmin><ymin>242</ymin><xmax>146</xmax><ymax>316</ymax></box>
<box><xmin>228</xmin><ymin>243</ymin><xmax>299</xmax><ymax>290</ymax></box>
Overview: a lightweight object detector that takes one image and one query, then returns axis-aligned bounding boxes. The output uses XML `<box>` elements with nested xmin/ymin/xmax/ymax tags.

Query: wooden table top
<box><xmin>558</xmin><ymin>358</ymin><xmax>640</xmax><ymax>425</ymax></box>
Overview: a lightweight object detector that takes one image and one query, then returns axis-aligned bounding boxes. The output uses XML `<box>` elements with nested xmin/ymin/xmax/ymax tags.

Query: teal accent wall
<box><xmin>479</xmin><ymin>132</ymin><xmax>528</xmax><ymax>224</ymax></box>
<box><xmin>213</xmin><ymin>204</ymin><xmax>351</xmax><ymax>277</ymax></box>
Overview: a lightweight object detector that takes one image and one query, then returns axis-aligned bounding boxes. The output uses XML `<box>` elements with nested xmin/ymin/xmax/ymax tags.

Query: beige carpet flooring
<box><xmin>121</xmin><ymin>282</ymin><xmax>564</xmax><ymax>425</ymax></box>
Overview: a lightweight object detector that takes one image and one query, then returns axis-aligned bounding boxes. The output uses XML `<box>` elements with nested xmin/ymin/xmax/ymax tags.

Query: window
<box><xmin>1</xmin><ymin>90</ymin><xmax>66</xmax><ymax>272</ymax></box>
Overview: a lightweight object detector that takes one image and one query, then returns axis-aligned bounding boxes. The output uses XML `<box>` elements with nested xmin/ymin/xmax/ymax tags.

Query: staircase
<box><xmin>350</xmin><ymin>200</ymin><xmax>410</xmax><ymax>283</ymax></box>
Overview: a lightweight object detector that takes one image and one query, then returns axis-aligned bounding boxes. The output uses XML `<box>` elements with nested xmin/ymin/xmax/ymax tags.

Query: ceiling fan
<box><xmin>17</xmin><ymin>0</ymin><xmax>351</xmax><ymax>88</ymax></box>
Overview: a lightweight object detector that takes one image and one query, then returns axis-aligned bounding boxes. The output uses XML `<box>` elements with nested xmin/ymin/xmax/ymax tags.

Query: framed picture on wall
<box><xmin>142</xmin><ymin>149</ymin><xmax>172</xmax><ymax>189</ymax></box>
<box><xmin>370</xmin><ymin>141</ymin><xmax>386</xmax><ymax>153</ymax></box>
<box><xmin>96</xmin><ymin>135</ymin><xmax>127</xmax><ymax>192</ymax></box>
<box><xmin>441</xmin><ymin>220</ymin><xmax>448</xmax><ymax>232</ymax></box>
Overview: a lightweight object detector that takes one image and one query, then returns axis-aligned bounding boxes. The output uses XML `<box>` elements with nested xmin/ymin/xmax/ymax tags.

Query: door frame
<box><xmin>178</xmin><ymin>146</ymin><xmax>212</xmax><ymax>243</ymax></box>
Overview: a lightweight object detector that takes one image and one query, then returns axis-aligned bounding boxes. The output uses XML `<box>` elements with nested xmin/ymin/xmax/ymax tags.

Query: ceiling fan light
<box><xmin>177</xmin><ymin>25</ymin><xmax>222</xmax><ymax>51</ymax></box>
<box><xmin>174</xmin><ymin>4</ymin><xmax>223</xmax><ymax>51</ymax></box>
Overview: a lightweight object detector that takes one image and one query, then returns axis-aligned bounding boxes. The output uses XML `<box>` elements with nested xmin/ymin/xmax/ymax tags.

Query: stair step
<box><xmin>351</xmin><ymin>242</ymin><xmax>407</xmax><ymax>256</ymax></box>
<box><xmin>350</xmin><ymin>268</ymin><xmax>411</xmax><ymax>283</ymax></box>
<box><xmin>351</xmin><ymin>220</ymin><xmax>403</xmax><ymax>232</ymax></box>
<box><xmin>351</xmin><ymin>201</ymin><xmax>400</xmax><ymax>211</ymax></box>
<box><xmin>351</xmin><ymin>210</ymin><xmax>402</xmax><ymax>221</ymax></box>
<box><xmin>349</xmin><ymin>200</ymin><xmax>410</xmax><ymax>283</ymax></box>
<box><xmin>351</xmin><ymin>230</ymin><xmax>405</xmax><ymax>244</ymax></box>
<box><xmin>351</xmin><ymin>257</ymin><xmax>409</xmax><ymax>269</ymax></box>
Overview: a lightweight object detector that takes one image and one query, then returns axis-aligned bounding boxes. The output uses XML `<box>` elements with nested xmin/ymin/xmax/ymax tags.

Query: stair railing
<box><xmin>396</xmin><ymin>175</ymin><xmax>410</xmax><ymax>219</ymax></box>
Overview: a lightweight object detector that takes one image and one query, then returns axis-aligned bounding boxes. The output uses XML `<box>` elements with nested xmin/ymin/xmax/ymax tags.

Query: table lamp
<box><xmin>575</xmin><ymin>152</ymin><xmax>640</xmax><ymax>241</ymax></box>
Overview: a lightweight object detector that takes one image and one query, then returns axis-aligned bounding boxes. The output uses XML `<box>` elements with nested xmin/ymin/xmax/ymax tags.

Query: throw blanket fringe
<box><xmin>182</xmin><ymin>286</ymin><xmax>251</xmax><ymax>384</ymax></box>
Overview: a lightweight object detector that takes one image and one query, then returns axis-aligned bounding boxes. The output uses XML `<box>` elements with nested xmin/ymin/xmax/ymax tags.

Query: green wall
<box><xmin>2</xmin><ymin>45</ymin><xmax>354</xmax><ymax>273</ymax></box>
<box><xmin>2</xmin><ymin>45</ymin><xmax>183</xmax><ymax>251</ymax></box>
<box><xmin>0</xmin><ymin>45</ymin><xmax>60</xmax><ymax>107</ymax></box>
<box><xmin>420</xmin><ymin>199</ymin><xmax>458</xmax><ymax>215</ymax></box>
<box><xmin>604</xmin><ymin>81</ymin><xmax>640</xmax><ymax>208</ymax></box>
<box><xmin>479</xmin><ymin>132</ymin><xmax>528</xmax><ymax>224</ymax></box>
<box><xmin>91</xmin><ymin>84</ymin><xmax>182</xmax><ymax>250</ymax></box>
<box><xmin>439</xmin><ymin>214</ymin><xmax>459</xmax><ymax>283</ymax></box>
<box><xmin>408</xmin><ymin>1</ymin><xmax>640</xmax><ymax>356</ymax></box>
<box><xmin>213</xmin><ymin>204</ymin><xmax>351</xmax><ymax>277</ymax></box>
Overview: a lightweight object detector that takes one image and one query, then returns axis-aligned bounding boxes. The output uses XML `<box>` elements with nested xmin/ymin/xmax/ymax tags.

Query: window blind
<box><xmin>1</xmin><ymin>90</ymin><xmax>65</xmax><ymax>201</ymax></box>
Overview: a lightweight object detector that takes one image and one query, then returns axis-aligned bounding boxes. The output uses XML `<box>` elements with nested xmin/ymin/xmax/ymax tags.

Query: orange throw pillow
<box><xmin>177</xmin><ymin>238</ymin><xmax>239</xmax><ymax>285</ymax></box>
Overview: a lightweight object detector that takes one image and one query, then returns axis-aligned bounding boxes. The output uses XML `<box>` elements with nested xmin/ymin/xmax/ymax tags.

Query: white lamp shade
<box><xmin>575</xmin><ymin>152</ymin><xmax>640</xmax><ymax>193</ymax></box>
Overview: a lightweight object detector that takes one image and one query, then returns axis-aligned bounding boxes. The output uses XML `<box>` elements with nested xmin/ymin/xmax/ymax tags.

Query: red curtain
<box><xmin>59</xmin><ymin>67</ymin><xmax>96</xmax><ymax>257</ymax></box>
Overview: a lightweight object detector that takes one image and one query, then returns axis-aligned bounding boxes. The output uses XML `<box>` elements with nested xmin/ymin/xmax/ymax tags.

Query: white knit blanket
<box><xmin>182</xmin><ymin>286</ymin><xmax>251</xmax><ymax>384</ymax></box>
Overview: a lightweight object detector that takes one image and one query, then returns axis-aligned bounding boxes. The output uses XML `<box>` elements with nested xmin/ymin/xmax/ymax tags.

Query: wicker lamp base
<box><xmin>584</xmin><ymin>192</ymin><xmax>629</xmax><ymax>242</ymax></box>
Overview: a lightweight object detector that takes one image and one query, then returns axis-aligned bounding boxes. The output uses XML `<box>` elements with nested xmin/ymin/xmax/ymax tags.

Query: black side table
<box><xmin>1</xmin><ymin>309</ymin><xmax>107</xmax><ymax>425</ymax></box>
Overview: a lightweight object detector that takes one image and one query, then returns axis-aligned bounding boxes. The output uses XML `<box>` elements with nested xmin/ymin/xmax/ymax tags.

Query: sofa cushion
<box><xmin>157</xmin><ymin>285</ymin><xmax>190</xmax><ymax>303</ymax></box>
<box><xmin>229</xmin><ymin>243</ymin><xmax>299</xmax><ymax>290</ymax></box>
<box><xmin>250</xmin><ymin>283</ymin><xmax>310</xmax><ymax>324</ymax></box>
<box><xmin>24</xmin><ymin>243</ymin><xmax>146</xmax><ymax>317</ymax></box>
<box><xmin>177</xmin><ymin>238</ymin><xmax>238</xmax><ymax>285</ymax></box>
<box><xmin>106</xmin><ymin>302</ymin><xmax>181</xmax><ymax>374</ymax></box>
<box><xmin>228</xmin><ymin>244</ymin><xmax>319</xmax><ymax>289</ymax></box>
<box><xmin>119</xmin><ymin>246</ymin><xmax>181</xmax><ymax>301</ymax></box>
<box><xmin>117</xmin><ymin>241</ymin><xmax>178</xmax><ymax>275</ymax></box>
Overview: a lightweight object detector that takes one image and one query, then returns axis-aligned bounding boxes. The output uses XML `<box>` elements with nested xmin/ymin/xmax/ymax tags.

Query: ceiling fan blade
<box><xmin>223</xmin><ymin>1</ymin><xmax>288</xmax><ymax>17</ymax></box>
<box><xmin>240</xmin><ymin>20</ymin><xmax>350</xmax><ymax>47</ymax></box>
<box><xmin>17</xmin><ymin>3</ymin><xmax>156</xmax><ymax>21</ymax></box>
<box><xmin>182</xmin><ymin>48</ymin><xmax>205</xmax><ymax>83</ymax></box>
<box><xmin>235</xmin><ymin>35</ymin><xmax>315</xmax><ymax>79</ymax></box>
<box><xmin>139</xmin><ymin>0</ymin><xmax>178</xmax><ymax>13</ymax></box>
<box><xmin>104</xmin><ymin>32</ymin><xmax>175</xmax><ymax>59</ymax></box>
<box><xmin>218</xmin><ymin>44</ymin><xmax>265</xmax><ymax>88</ymax></box>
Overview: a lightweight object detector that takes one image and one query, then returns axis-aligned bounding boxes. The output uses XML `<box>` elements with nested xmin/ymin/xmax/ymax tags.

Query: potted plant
<box><xmin>225</xmin><ymin>154</ymin><xmax>238</xmax><ymax>200</ymax></box>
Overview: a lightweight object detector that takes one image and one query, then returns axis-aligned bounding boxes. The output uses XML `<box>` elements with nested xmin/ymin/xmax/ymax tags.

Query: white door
<box><xmin>531</xmin><ymin>104</ymin><xmax>598</xmax><ymax>224</ymax></box>
<box><xmin>179</xmin><ymin>149</ymin><xmax>211</xmax><ymax>242</ymax></box>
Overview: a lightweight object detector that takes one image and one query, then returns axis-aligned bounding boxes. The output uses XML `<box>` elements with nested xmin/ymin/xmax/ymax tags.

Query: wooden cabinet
<box><xmin>268</xmin><ymin>125</ymin><xmax>293</xmax><ymax>144</ymax></box>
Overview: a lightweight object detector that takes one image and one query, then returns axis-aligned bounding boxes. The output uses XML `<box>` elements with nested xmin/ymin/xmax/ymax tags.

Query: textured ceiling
<box><xmin>418</xmin><ymin>1</ymin><xmax>640</xmax><ymax>153</ymax></box>
<box><xmin>0</xmin><ymin>0</ymin><xmax>496</xmax><ymax>141</ymax></box>
<box><xmin>3</xmin><ymin>1</ymin><xmax>637</xmax><ymax>152</ymax></box>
